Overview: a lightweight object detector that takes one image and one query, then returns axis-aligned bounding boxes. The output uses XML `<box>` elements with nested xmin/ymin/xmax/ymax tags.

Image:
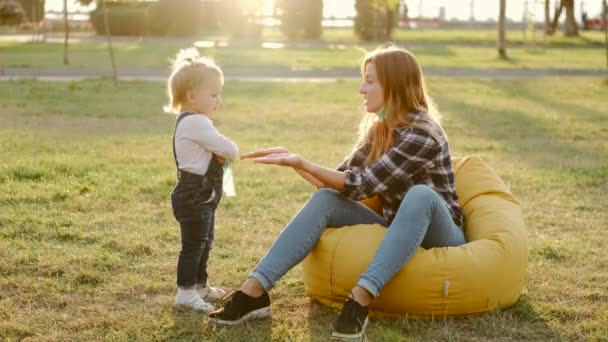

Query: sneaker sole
<box><xmin>331</xmin><ymin>316</ymin><xmax>369</xmax><ymax>340</ymax></box>
<box><xmin>208</xmin><ymin>306</ymin><xmax>271</xmax><ymax>325</ymax></box>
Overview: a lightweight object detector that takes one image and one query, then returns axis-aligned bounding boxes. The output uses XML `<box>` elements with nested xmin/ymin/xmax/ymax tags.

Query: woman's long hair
<box><xmin>354</xmin><ymin>46</ymin><xmax>444</xmax><ymax>165</ymax></box>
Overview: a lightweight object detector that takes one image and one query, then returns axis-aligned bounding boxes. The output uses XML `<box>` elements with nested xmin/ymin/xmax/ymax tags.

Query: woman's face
<box><xmin>359</xmin><ymin>62</ymin><xmax>384</xmax><ymax>113</ymax></box>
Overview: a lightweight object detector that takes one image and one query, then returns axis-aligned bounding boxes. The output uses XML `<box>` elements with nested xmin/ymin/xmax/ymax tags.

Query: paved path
<box><xmin>0</xmin><ymin>66</ymin><xmax>605</xmax><ymax>82</ymax></box>
<box><xmin>1</xmin><ymin>33</ymin><xmax>605</xmax><ymax>50</ymax></box>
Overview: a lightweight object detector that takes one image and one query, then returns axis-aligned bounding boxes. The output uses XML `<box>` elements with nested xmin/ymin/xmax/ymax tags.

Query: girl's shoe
<box><xmin>198</xmin><ymin>284</ymin><xmax>226</xmax><ymax>301</ymax></box>
<box><xmin>175</xmin><ymin>289</ymin><xmax>215</xmax><ymax>313</ymax></box>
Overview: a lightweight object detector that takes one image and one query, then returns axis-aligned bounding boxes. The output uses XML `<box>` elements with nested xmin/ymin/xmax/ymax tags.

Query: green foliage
<box><xmin>354</xmin><ymin>0</ymin><xmax>400</xmax><ymax>41</ymax></box>
<box><xmin>0</xmin><ymin>0</ymin><xmax>25</xmax><ymax>25</ymax></box>
<box><xmin>275</xmin><ymin>0</ymin><xmax>323</xmax><ymax>40</ymax></box>
<box><xmin>89</xmin><ymin>1</ymin><xmax>153</xmax><ymax>36</ymax></box>
<box><xmin>15</xmin><ymin>0</ymin><xmax>43</xmax><ymax>22</ymax></box>
<box><xmin>89</xmin><ymin>0</ymin><xmax>263</xmax><ymax>37</ymax></box>
<box><xmin>216</xmin><ymin>0</ymin><xmax>262</xmax><ymax>39</ymax></box>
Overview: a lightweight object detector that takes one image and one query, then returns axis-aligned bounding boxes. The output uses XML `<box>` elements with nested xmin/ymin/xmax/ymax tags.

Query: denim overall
<box><xmin>171</xmin><ymin>112</ymin><xmax>224</xmax><ymax>288</ymax></box>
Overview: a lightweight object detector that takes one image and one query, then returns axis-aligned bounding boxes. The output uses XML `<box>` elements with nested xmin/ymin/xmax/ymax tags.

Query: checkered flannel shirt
<box><xmin>337</xmin><ymin>111</ymin><xmax>464</xmax><ymax>226</ymax></box>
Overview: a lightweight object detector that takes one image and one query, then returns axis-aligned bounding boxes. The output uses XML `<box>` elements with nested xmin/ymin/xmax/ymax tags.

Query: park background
<box><xmin>1</xmin><ymin>0</ymin><xmax>607</xmax><ymax>341</ymax></box>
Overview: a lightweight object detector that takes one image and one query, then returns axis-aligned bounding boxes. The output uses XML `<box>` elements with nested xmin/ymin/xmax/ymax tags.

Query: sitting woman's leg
<box><xmin>209</xmin><ymin>188</ymin><xmax>387</xmax><ymax>325</ymax></box>
<box><xmin>357</xmin><ymin>184</ymin><xmax>466</xmax><ymax>299</ymax></box>
<box><xmin>249</xmin><ymin>188</ymin><xmax>387</xmax><ymax>292</ymax></box>
<box><xmin>332</xmin><ymin>184</ymin><xmax>466</xmax><ymax>338</ymax></box>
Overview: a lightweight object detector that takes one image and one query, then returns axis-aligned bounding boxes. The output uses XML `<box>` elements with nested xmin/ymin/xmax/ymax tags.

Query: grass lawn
<box><xmin>0</xmin><ymin>39</ymin><xmax>606</xmax><ymax>71</ymax></box>
<box><xmin>0</xmin><ymin>78</ymin><xmax>607</xmax><ymax>341</ymax></box>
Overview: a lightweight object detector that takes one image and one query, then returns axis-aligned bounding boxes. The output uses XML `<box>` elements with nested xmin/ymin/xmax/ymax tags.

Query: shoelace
<box><xmin>217</xmin><ymin>289</ymin><xmax>239</xmax><ymax>308</ymax></box>
<box><xmin>333</xmin><ymin>291</ymin><xmax>366</xmax><ymax>330</ymax></box>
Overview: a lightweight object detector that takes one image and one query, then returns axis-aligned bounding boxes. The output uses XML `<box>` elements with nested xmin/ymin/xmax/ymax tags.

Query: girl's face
<box><xmin>187</xmin><ymin>75</ymin><xmax>223</xmax><ymax>116</ymax></box>
<box><xmin>359</xmin><ymin>62</ymin><xmax>384</xmax><ymax>113</ymax></box>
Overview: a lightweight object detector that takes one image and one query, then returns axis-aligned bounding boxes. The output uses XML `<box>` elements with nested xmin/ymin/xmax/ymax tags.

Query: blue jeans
<box><xmin>250</xmin><ymin>185</ymin><xmax>466</xmax><ymax>297</ymax></box>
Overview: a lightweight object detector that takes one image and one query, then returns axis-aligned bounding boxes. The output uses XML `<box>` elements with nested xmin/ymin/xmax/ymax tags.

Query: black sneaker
<box><xmin>208</xmin><ymin>290</ymin><xmax>271</xmax><ymax>325</ymax></box>
<box><xmin>331</xmin><ymin>298</ymin><xmax>369</xmax><ymax>340</ymax></box>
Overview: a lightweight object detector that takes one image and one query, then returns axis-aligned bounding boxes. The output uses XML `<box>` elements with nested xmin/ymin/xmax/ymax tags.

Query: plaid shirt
<box><xmin>337</xmin><ymin>111</ymin><xmax>464</xmax><ymax>226</ymax></box>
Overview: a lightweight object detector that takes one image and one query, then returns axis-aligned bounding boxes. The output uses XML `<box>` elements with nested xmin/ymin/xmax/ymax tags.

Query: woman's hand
<box><xmin>253</xmin><ymin>153</ymin><xmax>303</xmax><ymax>168</ymax></box>
<box><xmin>240</xmin><ymin>147</ymin><xmax>289</xmax><ymax>160</ymax></box>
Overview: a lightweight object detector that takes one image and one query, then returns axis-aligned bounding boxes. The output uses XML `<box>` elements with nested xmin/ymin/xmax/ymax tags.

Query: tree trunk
<box><xmin>604</xmin><ymin>0</ymin><xmax>607</xmax><ymax>74</ymax></box>
<box><xmin>550</xmin><ymin>1</ymin><xmax>564</xmax><ymax>35</ymax></box>
<box><xmin>562</xmin><ymin>0</ymin><xmax>578</xmax><ymax>36</ymax></box>
<box><xmin>544</xmin><ymin>0</ymin><xmax>553</xmax><ymax>35</ymax></box>
<box><xmin>101</xmin><ymin>0</ymin><xmax>118</xmax><ymax>86</ymax></box>
<box><xmin>498</xmin><ymin>0</ymin><xmax>507</xmax><ymax>58</ymax></box>
<box><xmin>63</xmin><ymin>0</ymin><xmax>69</xmax><ymax>65</ymax></box>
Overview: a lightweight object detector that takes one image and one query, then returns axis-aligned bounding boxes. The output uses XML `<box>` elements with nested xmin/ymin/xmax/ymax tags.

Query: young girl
<box><xmin>166</xmin><ymin>48</ymin><xmax>238</xmax><ymax>312</ymax></box>
<box><xmin>209</xmin><ymin>46</ymin><xmax>465</xmax><ymax>339</ymax></box>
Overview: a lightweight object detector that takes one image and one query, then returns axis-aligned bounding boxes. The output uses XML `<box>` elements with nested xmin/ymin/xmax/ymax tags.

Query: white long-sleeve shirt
<box><xmin>174</xmin><ymin>114</ymin><xmax>238</xmax><ymax>176</ymax></box>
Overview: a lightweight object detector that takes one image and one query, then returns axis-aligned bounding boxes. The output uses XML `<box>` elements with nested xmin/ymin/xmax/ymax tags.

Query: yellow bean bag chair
<box><xmin>301</xmin><ymin>156</ymin><xmax>527</xmax><ymax>317</ymax></box>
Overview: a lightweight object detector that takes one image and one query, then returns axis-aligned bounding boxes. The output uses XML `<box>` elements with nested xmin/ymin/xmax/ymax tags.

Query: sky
<box><xmin>46</xmin><ymin>0</ymin><xmax>605</xmax><ymax>23</ymax></box>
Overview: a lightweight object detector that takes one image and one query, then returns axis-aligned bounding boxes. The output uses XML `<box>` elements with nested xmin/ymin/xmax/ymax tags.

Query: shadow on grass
<box><xmin>169</xmin><ymin>306</ymin><xmax>272</xmax><ymax>341</ymax></box>
<box><xmin>439</xmin><ymin>85</ymin><xmax>604</xmax><ymax>169</ymax></box>
<box><xmin>303</xmin><ymin>294</ymin><xmax>559</xmax><ymax>340</ymax></box>
<box><xmin>306</xmin><ymin>299</ymin><xmax>340</xmax><ymax>341</ymax></box>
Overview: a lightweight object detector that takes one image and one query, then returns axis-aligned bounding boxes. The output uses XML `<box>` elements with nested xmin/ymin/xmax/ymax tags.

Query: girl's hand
<box><xmin>241</xmin><ymin>147</ymin><xmax>289</xmax><ymax>160</ymax></box>
<box><xmin>254</xmin><ymin>153</ymin><xmax>303</xmax><ymax>168</ymax></box>
<box><xmin>216</xmin><ymin>156</ymin><xmax>226</xmax><ymax>164</ymax></box>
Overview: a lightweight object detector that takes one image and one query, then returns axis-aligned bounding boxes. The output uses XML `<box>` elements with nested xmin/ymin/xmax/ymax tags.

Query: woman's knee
<box><xmin>310</xmin><ymin>187</ymin><xmax>341</xmax><ymax>203</ymax></box>
<box><xmin>404</xmin><ymin>184</ymin><xmax>437</xmax><ymax>202</ymax></box>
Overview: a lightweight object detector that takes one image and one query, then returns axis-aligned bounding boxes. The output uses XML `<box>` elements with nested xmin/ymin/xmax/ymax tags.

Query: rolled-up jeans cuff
<box><xmin>249</xmin><ymin>270</ymin><xmax>273</xmax><ymax>292</ymax></box>
<box><xmin>356</xmin><ymin>277</ymin><xmax>381</xmax><ymax>298</ymax></box>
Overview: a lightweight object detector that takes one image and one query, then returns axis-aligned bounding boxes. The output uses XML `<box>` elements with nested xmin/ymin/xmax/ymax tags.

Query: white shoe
<box><xmin>175</xmin><ymin>289</ymin><xmax>215</xmax><ymax>313</ymax></box>
<box><xmin>198</xmin><ymin>284</ymin><xmax>226</xmax><ymax>301</ymax></box>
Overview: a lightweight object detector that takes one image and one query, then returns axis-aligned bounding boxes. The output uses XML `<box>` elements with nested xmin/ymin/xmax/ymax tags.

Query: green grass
<box><xmin>1</xmin><ymin>78</ymin><xmax>607</xmax><ymax>341</ymax></box>
<box><xmin>0</xmin><ymin>39</ymin><xmax>606</xmax><ymax>71</ymax></box>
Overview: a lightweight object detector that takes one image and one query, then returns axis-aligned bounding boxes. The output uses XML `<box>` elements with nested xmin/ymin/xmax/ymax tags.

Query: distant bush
<box><xmin>216</xmin><ymin>0</ymin><xmax>262</xmax><ymax>39</ymax></box>
<box><xmin>354</xmin><ymin>0</ymin><xmax>399</xmax><ymax>41</ymax></box>
<box><xmin>16</xmin><ymin>0</ymin><xmax>43</xmax><ymax>22</ymax></box>
<box><xmin>275</xmin><ymin>0</ymin><xmax>323</xmax><ymax>40</ymax></box>
<box><xmin>0</xmin><ymin>0</ymin><xmax>25</xmax><ymax>25</ymax></box>
<box><xmin>90</xmin><ymin>0</ymin><xmax>261</xmax><ymax>38</ymax></box>
<box><xmin>89</xmin><ymin>1</ymin><xmax>152</xmax><ymax>36</ymax></box>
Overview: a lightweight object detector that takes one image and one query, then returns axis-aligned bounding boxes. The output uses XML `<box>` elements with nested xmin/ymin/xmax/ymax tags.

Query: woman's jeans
<box><xmin>250</xmin><ymin>185</ymin><xmax>466</xmax><ymax>297</ymax></box>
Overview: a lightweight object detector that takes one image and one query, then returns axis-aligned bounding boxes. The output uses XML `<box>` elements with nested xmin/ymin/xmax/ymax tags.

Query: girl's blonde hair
<box><xmin>164</xmin><ymin>48</ymin><xmax>223</xmax><ymax>114</ymax></box>
<box><xmin>354</xmin><ymin>45</ymin><xmax>444</xmax><ymax>165</ymax></box>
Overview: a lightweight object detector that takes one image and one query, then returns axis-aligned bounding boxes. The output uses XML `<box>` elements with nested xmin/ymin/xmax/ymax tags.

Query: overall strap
<box><xmin>172</xmin><ymin>112</ymin><xmax>198</xmax><ymax>169</ymax></box>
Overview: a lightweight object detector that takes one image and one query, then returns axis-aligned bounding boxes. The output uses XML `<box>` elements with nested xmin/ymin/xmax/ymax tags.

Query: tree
<box><xmin>354</xmin><ymin>0</ymin><xmax>400</xmax><ymax>41</ymax></box>
<box><xmin>275</xmin><ymin>0</ymin><xmax>323</xmax><ymax>40</ymax></box>
<box><xmin>16</xmin><ymin>0</ymin><xmax>43</xmax><ymax>22</ymax></box>
<box><xmin>63</xmin><ymin>0</ymin><xmax>69</xmax><ymax>65</ymax></box>
<box><xmin>100</xmin><ymin>0</ymin><xmax>117</xmax><ymax>85</ymax></box>
<box><xmin>77</xmin><ymin>0</ymin><xmax>117</xmax><ymax>84</ymax></box>
<box><xmin>0</xmin><ymin>0</ymin><xmax>25</xmax><ymax>25</ymax></box>
<box><xmin>498</xmin><ymin>0</ymin><xmax>507</xmax><ymax>58</ymax></box>
<box><xmin>547</xmin><ymin>0</ymin><xmax>579</xmax><ymax>36</ymax></box>
<box><xmin>604</xmin><ymin>0</ymin><xmax>607</xmax><ymax>76</ymax></box>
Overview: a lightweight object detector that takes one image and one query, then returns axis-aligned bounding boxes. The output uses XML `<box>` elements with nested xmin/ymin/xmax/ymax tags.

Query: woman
<box><xmin>209</xmin><ymin>46</ymin><xmax>465</xmax><ymax>340</ymax></box>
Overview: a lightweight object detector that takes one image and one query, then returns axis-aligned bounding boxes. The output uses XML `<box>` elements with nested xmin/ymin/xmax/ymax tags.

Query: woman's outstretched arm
<box><xmin>242</xmin><ymin>147</ymin><xmax>328</xmax><ymax>188</ymax></box>
<box><xmin>243</xmin><ymin>147</ymin><xmax>346</xmax><ymax>191</ymax></box>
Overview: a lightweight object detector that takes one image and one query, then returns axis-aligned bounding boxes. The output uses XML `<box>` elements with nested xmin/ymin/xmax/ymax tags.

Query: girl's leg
<box><xmin>250</xmin><ymin>188</ymin><xmax>388</xmax><ymax>292</ymax></box>
<box><xmin>176</xmin><ymin>208</ymin><xmax>214</xmax><ymax>288</ymax></box>
<box><xmin>196</xmin><ymin>210</ymin><xmax>215</xmax><ymax>286</ymax></box>
<box><xmin>356</xmin><ymin>185</ymin><xmax>466</xmax><ymax>297</ymax></box>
